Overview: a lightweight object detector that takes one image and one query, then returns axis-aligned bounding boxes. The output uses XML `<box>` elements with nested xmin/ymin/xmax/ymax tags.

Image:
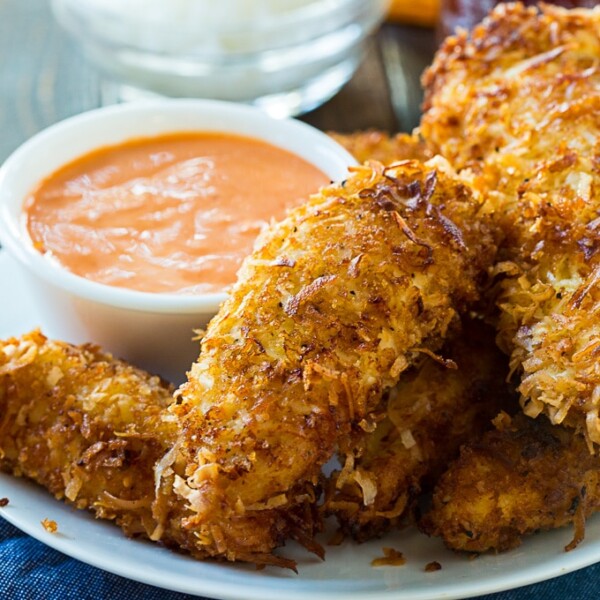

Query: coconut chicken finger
<box><xmin>0</xmin><ymin>330</ymin><xmax>177</xmax><ymax>539</ymax></box>
<box><xmin>421</xmin><ymin>412</ymin><xmax>600</xmax><ymax>553</ymax></box>
<box><xmin>330</xmin><ymin>131</ymin><xmax>432</xmax><ymax>165</ymax></box>
<box><xmin>162</xmin><ymin>160</ymin><xmax>495</xmax><ymax>566</ymax></box>
<box><xmin>325</xmin><ymin>319</ymin><xmax>516</xmax><ymax>541</ymax></box>
<box><xmin>421</xmin><ymin>3</ymin><xmax>600</xmax><ymax>443</ymax></box>
<box><xmin>328</xmin><ymin>130</ymin><xmax>513</xmax><ymax>541</ymax></box>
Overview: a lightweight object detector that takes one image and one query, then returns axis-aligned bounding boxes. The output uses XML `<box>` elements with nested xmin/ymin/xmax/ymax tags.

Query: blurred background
<box><xmin>0</xmin><ymin>0</ymin><xmax>440</xmax><ymax>164</ymax></box>
<box><xmin>3</xmin><ymin>1</ymin><xmax>600</xmax><ymax>165</ymax></box>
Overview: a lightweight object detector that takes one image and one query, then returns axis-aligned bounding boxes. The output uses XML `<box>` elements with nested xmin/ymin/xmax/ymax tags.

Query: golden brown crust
<box><xmin>421</xmin><ymin>2</ymin><xmax>600</xmax><ymax>442</ymax></box>
<box><xmin>420</xmin><ymin>412</ymin><xmax>600</xmax><ymax>553</ymax></box>
<box><xmin>0</xmin><ymin>330</ymin><xmax>176</xmax><ymax>538</ymax></box>
<box><xmin>167</xmin><ymin>160</ymin><xmax>495</xmax><ymax>562</ymax></box>
<box><xmin>0</xmin><ymin>160</ymin><xmax>495</xmax><ymax>567</ymax></box>
<box><xmin>324</xmin><ymin>319</ymin><xmax>517</xmax><ymax>540</ymax></box>
<box><xmin>330</xmin><ymin>131</ymin><xmax>432</xmax><ymax>165</ymax></box>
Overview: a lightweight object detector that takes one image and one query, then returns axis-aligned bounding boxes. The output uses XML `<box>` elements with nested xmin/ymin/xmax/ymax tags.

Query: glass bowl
<box><xmin>51</xmin><ymin>0</ymin><xmax>389</xmax><ymax>117</ymax></box>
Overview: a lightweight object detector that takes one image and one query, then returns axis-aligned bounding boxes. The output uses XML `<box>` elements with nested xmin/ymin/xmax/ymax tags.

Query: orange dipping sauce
<box><xmin>25</xmin><ymin>133</ymin><xmax>329</xmax><ymax>294</ymax></box>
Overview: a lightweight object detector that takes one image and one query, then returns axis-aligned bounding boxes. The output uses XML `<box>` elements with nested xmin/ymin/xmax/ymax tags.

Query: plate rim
<box><xmin>1</xmin><ymin>249</ymin><xmax>599</xmax><ymax>600</ymax></box>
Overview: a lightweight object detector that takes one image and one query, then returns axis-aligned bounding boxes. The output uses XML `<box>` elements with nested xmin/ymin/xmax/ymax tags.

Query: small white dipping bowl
<box><xmin>0</xmin><ymin>100</ymin><xmax>355</xmax><ymax>383</ymax></box>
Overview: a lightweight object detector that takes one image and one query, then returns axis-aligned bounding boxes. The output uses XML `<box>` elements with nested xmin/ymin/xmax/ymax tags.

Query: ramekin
<box><xmin>0</xmin><ymin>100</ymin><xmax>355</xmax><ymax>383</ymax></box>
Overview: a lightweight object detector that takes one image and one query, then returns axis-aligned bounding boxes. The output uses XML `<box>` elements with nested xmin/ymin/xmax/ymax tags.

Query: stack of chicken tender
<box><xmin>2</xmin><ymin>3</ymin><xmax>600</xmax><ymax>568</ymax></box>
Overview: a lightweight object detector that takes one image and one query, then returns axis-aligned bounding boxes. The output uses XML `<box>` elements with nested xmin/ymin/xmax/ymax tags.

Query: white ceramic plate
<box><xmin>1</xmin><ymin>249</ymin><xmax>599</xmax><ymax>600</ymax></box>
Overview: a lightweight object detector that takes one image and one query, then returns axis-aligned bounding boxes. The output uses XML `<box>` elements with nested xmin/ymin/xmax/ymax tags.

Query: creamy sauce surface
<box><xmin>26</xmin><ymin>133</ymin><xmax>329</xmax><ymax>294</ymax></box>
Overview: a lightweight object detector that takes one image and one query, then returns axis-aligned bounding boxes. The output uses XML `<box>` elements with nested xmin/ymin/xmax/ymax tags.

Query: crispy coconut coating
<box><xmin>330</xmin><ymin>131</ymin><xmax>432</xmax><ymax>165</ymax></box>
<box><xmin>420</xmin><ymin>412</ymin><xmax>600</xmax><ymax>553</ymax></box>
<box><xmin>167</xmin><ymin>160</ymin><xmax>495</xmax><ymax>564</ymax></box>
<box><xmin>329</xmin><ymin>130</ymin><xmax>511</xmax><ymax>542</ymax></box>
<box><xmin>421</xmin><ymin>3</ymin><xmax>600</xmax><ymax>442</ymax></box>
<box><xmin>324</xmin><ymin>319</ymin><xmax>516</xmax><ymax>541</ymax></box>
<box><xmin>0</xmin><ymin>331</ymin><xmax>177</xmax><ymax>538</ymax></box>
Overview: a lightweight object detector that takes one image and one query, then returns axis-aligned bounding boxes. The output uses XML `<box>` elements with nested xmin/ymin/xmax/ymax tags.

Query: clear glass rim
<box><xmin>52</xmin><ymin>0</ymin><xmax>387</xmax><ymax>39</ymax></box>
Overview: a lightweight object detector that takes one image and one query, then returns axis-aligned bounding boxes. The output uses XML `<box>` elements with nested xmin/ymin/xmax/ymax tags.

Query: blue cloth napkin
<box><xmin>0</xmin><ymin>519</ymin><xmax>203</xmax><ymax>600</ymax></box>
<box><xmin>2</xmin><ymin>517</ymin><xmax>599</xmax><ymax>600</ymax></box>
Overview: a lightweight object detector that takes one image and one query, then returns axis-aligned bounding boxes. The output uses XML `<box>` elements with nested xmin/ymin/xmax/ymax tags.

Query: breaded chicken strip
<box><xmin>325</xmin><ymin>319</ymin><xmax>516</xmax><ymax>541</ymax></box>
<box><xmin>0</xmin><ymin>162</ymin><xmax>493</xmax><ymax>567</ymax></box>
<box><xmin>0</xmin><ymin>331</ymin><xmax>176</xmax><ymax>538</ymax></box>
<box><xmin>421</xmin><ymin>412</ymin><xmax>600</xmax><ymax>553</ymax></box>
<box><xmin>164</xmin><ymin>160</ymin><xmax>495</xmax><ymax>565</ymax></box>
<box><xmin>329</xmin><ymin>131</ymin><xmax>513</xmax><ymax>541</ymax></box>
<box><xmin>330</xmin><ymin>131</ymin><xmax>432</xmax><ymax>165</ymax></box>
<box><xmin>421</xmin><ymin>3</ymin><xmax>600</xmax><ymax>443</ymax></box>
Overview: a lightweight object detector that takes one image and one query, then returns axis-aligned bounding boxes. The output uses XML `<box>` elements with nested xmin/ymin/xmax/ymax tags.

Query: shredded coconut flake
<box><xmin>400</xmin><ymin>429</ymin><xmax>416</xmax><ymax>449</ymax></box>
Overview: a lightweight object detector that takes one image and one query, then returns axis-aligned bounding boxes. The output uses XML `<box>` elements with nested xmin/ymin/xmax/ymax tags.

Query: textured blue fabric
<box><xmin>2</xmin><ymin>518</ymin><xmax>599</xmax><ymax>600</ymax></box>
<box><xmin>476</xmin><ymin>561</ymin><xmax>600</xmax><ymax>600</ymax></box>
<box><xmin>0</xmin><ymin>520</ymin><xmax>203</xmax><ymax>600</ymax></box>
